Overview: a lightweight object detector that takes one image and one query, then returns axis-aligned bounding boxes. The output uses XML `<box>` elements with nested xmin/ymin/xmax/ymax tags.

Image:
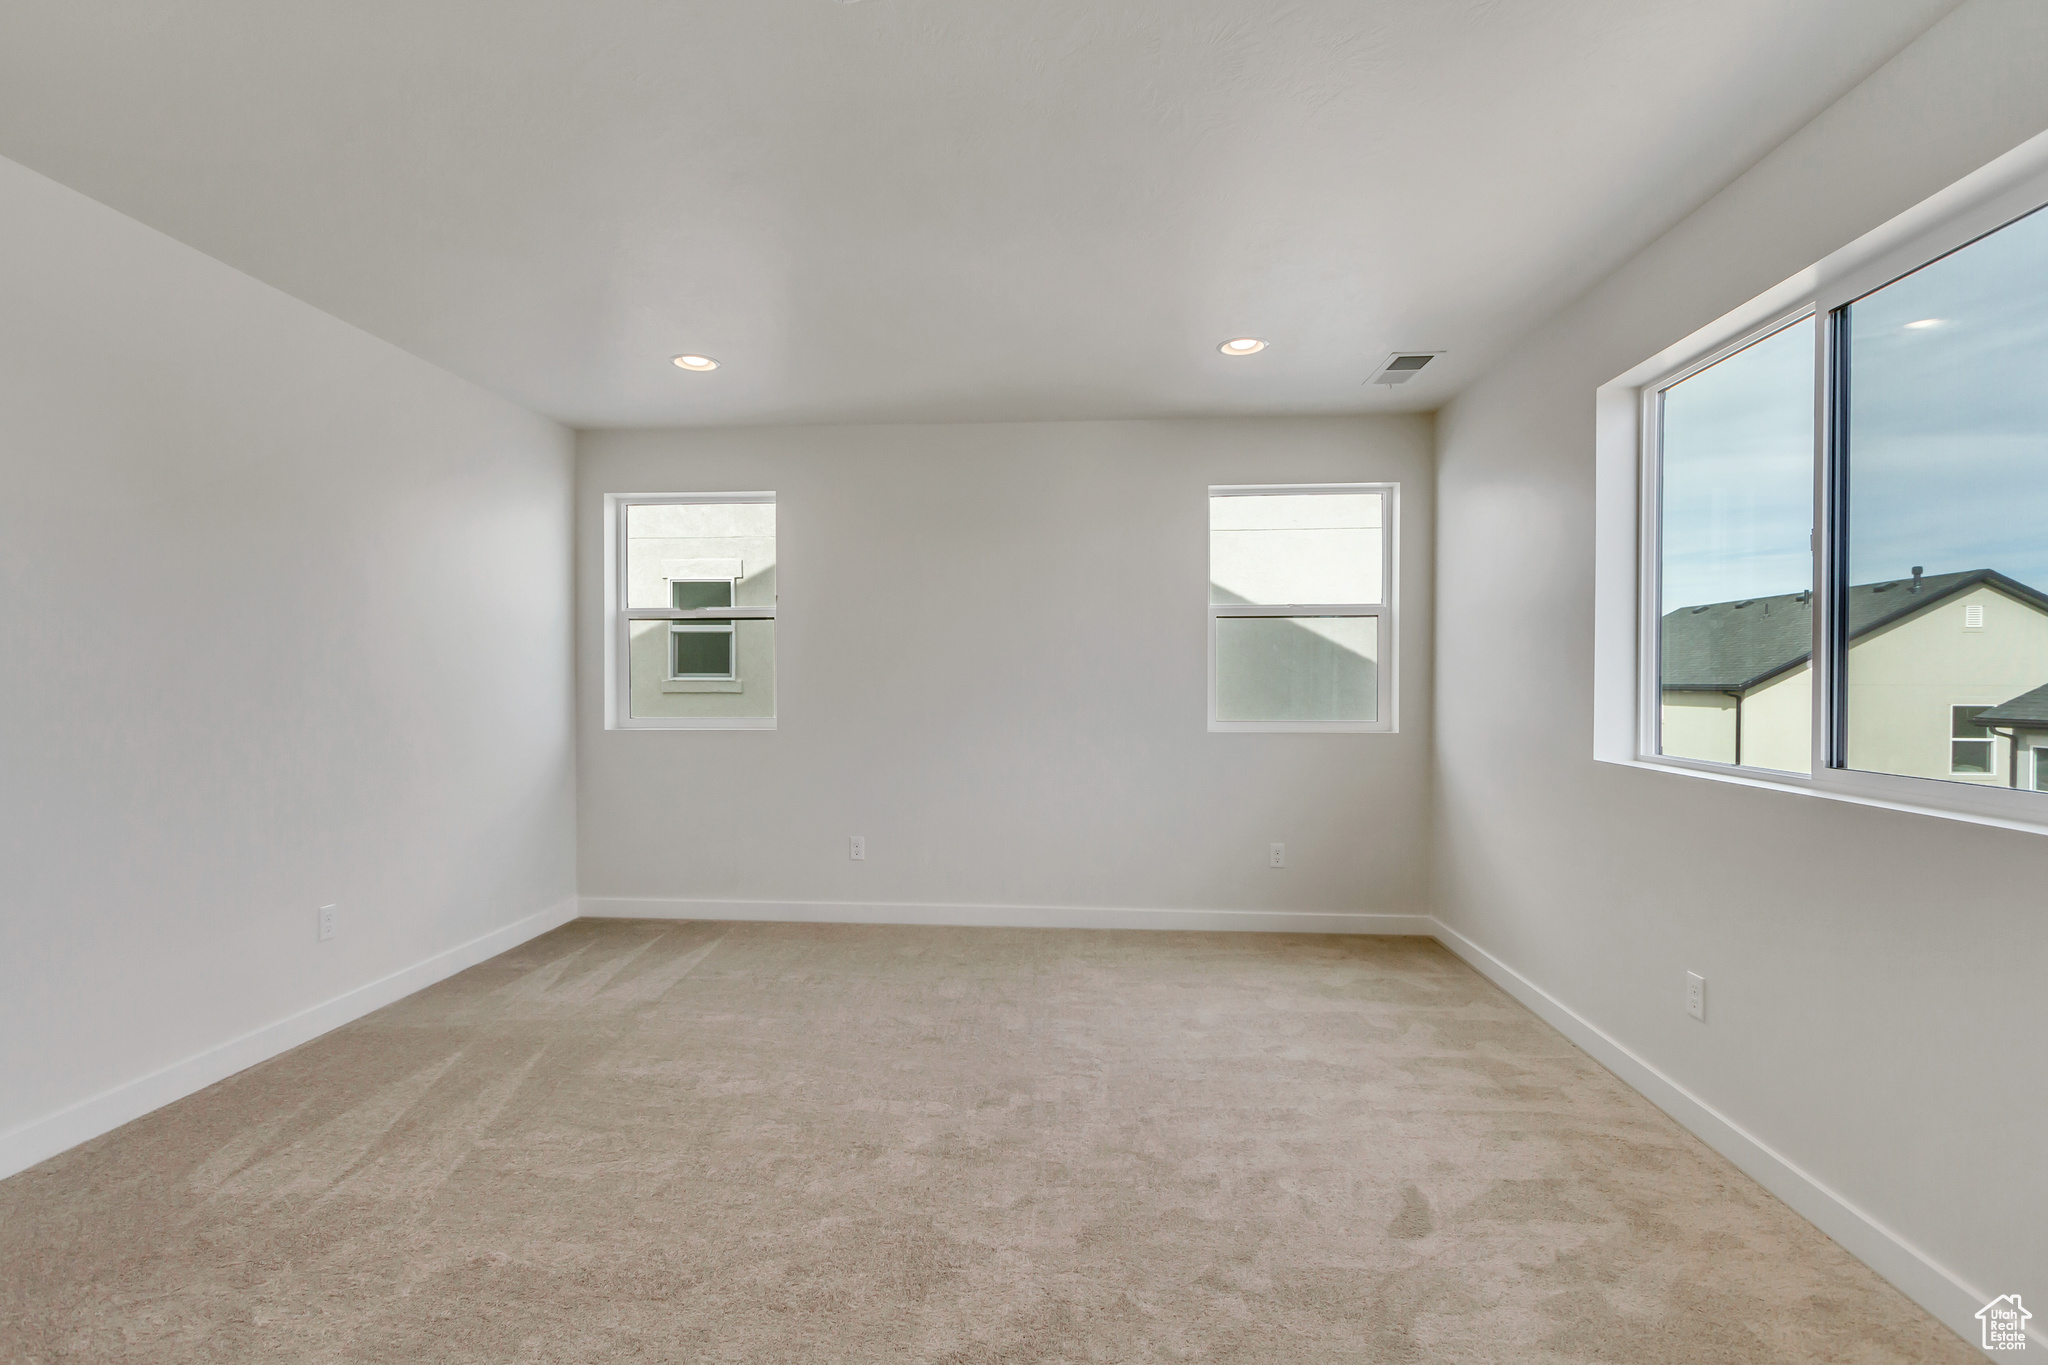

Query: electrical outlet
<box><xmin>849</xmin><ymin>836</ymin><xmax>866</xmax><ymax>861</ymax></box>
<box><xmin>1268</xmin><ymin>842</ymin><xmax>1286</xmax><ymax>868</ymax></box>
<box><xmin>317</xmin><ymin>903</ymin><xmax>338</xmax><ymax>942</ymax></box>
<box><xmin>1685</xmin><ymin>971</ymin><xmax>1705</xmax><ymax>1021</ymax></box>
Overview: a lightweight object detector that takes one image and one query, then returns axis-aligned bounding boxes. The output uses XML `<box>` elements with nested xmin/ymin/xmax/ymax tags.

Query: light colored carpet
<box><xmin>0</xmin><ymin>920</ymin><xmax>1972</xmax><ymax>1363</ymax></box>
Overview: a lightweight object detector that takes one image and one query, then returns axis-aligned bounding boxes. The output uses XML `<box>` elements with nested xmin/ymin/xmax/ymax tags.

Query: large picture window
<box><xmin>1208</xmin><ymin>483</ymin><xmax>1395</xmax><ymax>732</ymax></box>
<box><xmin>1619</xmin><ymin>155</ymin><xmax>2048</xmax><ymax>824</ymax></box>
<box><xmin>609</xmin><ymin>493</ymin><xmax>776</xmax><ymax>729</ymax></box>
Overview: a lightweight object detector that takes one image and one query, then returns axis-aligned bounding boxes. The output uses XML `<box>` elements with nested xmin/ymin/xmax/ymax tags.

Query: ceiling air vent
<box><xmin>1368</xmin><ymin>352</ymin><xmax>1443</xmax><ymax>386</ymax></box>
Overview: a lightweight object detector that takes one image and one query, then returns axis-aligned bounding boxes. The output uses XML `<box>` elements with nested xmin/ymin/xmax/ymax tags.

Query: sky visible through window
<box><xmin>1847</xmin><ymin>203</ymin><xmax>2048</xmax><ymax>594</ymax></box>
<box><xmin>1661</xmin><ymin>318</ymin><xmax>1813</xmax><ymax>611</ymax></box>
<box><xmin>1661</xmin><ymin>202</ymin><xmax>2048</xmax><ymax>610</ymax></box>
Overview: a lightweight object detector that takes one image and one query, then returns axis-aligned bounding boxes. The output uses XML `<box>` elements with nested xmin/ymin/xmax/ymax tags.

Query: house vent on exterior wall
<box><xmin>1368</xmin><ymin>352</ymin><xmax>1443</xmax><ymax>385</ymax></box>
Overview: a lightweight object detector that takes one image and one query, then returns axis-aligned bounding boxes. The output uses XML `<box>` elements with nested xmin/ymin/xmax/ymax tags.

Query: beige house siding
<box><xmin>1660</xmin><ymin>667</ymin><xmax>1810</xmax><ymax>773</ymax></box>
<box><xmin>1661</xmin><ymin>690</ymin><xmax>1737</xmax><ymax>764</ymax></box>
<box><xmin>1739</xmin><ymin>664</ymin><xmax>1812</xmax><ymax>774</ymax></box>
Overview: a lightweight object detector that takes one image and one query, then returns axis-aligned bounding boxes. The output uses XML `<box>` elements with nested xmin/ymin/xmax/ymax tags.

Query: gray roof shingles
<box><xmin>1660</xmin><ymin>570</ymin><xmax>2048</xmax><ymax>691</ymax></box>
<box><xmin>1972</xmin><ymin>682</ymin><xmax>2048</xmax><ymax>729</ymax></box>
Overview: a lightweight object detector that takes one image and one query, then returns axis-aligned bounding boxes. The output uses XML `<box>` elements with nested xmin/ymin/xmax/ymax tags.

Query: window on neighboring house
<box><xmin>670</xmin><ymin>621</ymin><xmax>735</xmax><ymax>679</ymax></box>
<box><xmin>609</xmin><ymin>495</ymin><xmax>775</xmax><ymax>729</ymax></box>
<box><xmin>1952</xmin><ymin>706</ymin><xmax>1995</xmax><ymax>774</ymax></box>
<box><xmin>1208</xmin><ymin>484</ymin><xmax>1395</xmax><ymax>732</ymax></box>
<box><xmin>2033</xmin><ymin>746</ymin><xmax>2048</xmax><ymax>792</ymax></box>
<box><xmin>666</xmin><ymin>578</ymin><xmax>737</xmax><ymax>680</ymax></box>
<box><xmin>670</xmin><ymin>578</ymin><xmax>735</xmax><ymax>611</ymax></box>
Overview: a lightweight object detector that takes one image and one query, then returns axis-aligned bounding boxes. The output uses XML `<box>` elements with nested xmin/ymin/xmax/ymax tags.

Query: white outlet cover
<box><xmin>1685</xmin><ymin>971</ymin><xmax>1705</xmax><ymax>1021</ymax></box>
<box><xmin>849</xmin><ymin>836</ymin><xmax>866</xmax><ymax>861</ymax></box>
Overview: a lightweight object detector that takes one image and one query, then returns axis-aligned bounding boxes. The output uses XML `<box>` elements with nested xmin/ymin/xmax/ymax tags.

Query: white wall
<box><xmin>0</xmin><ymin>156</ymin><xmax>578</xmax><ymax>1173</ymax></box>
<box><xmin>1433</xmin><ymin>0</ymin><xmax>2048</xmax><ymax>1343</ymax></box>
<box><xmin>578</xmin><ymin>417</ymin><xmax>1431</xmax><ymax>926</ymax></box>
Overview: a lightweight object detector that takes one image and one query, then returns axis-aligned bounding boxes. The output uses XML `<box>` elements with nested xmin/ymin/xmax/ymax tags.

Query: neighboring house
<box><xmin>1661</xmin><ymin>568</ymin><xmax>2048</xmax><ymax>782</ymax></box>
<box><xmin>1969</xmin><ymin>683</ymin><xmax>2048</xmax><ymax>790</ymax></box>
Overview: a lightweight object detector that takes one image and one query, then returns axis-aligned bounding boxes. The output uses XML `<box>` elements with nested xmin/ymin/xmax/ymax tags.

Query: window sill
<box><xmin>1609</xmin><ymin>753</ymin><xmax>2048</xmax><ymax>838</ymax></box>
<box><xmin>1209</xmin><ymin>720</ymin><xmax>1394</xmax><ymax>734</ymax></box>
<box><xmin>662</xmin><ymin>678</ymin><xmax>743</xmax><ymax>693</ymax></box>
<box><xmin>614</xmin><ymin>716</ymin><xmax>774</xmax><ymax>730</ymax></box>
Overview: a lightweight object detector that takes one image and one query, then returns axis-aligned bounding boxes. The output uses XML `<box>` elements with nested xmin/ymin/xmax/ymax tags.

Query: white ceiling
<box><xmin>0</xmin><ymin>1</ymin><xmax>1960</xmax><ymax>429</ymax></box>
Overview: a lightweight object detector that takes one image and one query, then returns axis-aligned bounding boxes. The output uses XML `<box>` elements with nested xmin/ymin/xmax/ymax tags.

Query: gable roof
<box><xmin>1661</xmin><ymin>570</ymin><xmax>2048</xmax><ymax>692</ymax></box>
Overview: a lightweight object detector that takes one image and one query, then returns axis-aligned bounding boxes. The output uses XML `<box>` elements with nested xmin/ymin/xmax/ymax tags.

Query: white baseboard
<box><xmin>0</xmin><ymin>896</ymin><xmax>579</xmax><ymax>1183</ymax></box>
<box><xmin>1426</xmin><ymin>916</ymin><xmax>2029</xmax><ymax>1355</ymax></box>
<box><xmin>579</xmin><ymin>895</ymin><xmax>1436</xmax><ymax>936</ymax></box>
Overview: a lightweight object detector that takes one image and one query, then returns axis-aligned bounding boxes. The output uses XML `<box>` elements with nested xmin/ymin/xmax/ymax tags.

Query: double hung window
<box><xmin>1208</xmin><ymin>484</ymin><xmax>1396</xmax><ymax>732</ymax></box>
<box><xmin>668</xmin><ymin>578</ymin><xmax>737</xmax><ymax>680</ymax></box>
<box><xmin>609</xmin><ymin>494</ymin><xmax>776</xmax><ymax>729</ymax></box>
<box><xmin>1951</xmin><ymin>707</ymin><xmax>1995</xmax><ymax>775</ymax></box>
<box><xmin>1629</xmin><ymin>152</ymin><xmax>2048</xmax><ymax>820</ymax></box>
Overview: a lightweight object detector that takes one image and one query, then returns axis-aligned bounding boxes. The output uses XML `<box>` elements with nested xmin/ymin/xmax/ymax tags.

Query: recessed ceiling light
<box><xmin>1905</xmin><ymin>319</ymin><xmax>1944</xmax><ymax>329</ymax></box>
<box><xmin>1218</xmin><ymin>337</ymin><xmax>1267</xmax><ymax>356</ymax></box>
<box><xmin>672</xmin><ymin>354</ymin><xmax>719</xmax><ymax>371</ymax></box>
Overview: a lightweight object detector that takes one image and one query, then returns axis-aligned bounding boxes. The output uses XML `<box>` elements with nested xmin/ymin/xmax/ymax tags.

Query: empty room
<box><xmin>1</xmin><ymin>2</ymin><xmax>2043</xmax><ymax>1360</ymax></box>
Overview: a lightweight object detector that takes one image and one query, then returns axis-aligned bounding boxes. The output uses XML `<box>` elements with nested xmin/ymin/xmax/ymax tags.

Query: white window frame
<box><xmin>1633</xmin><ymin>303</ymin><xmax>1818</xmax><ymax>775</ymax></box>
<box><xmin>665</xmin><ymin>574</ymin><xmax>738</xmax><ymax>614</ymax></box>
<box><xmin>604</xmin><ymin>491</ymin><xmax>775</xmax><ymax>731</ymax></box>
<box><xmin>1950</xmin><ymin>706</ymin><xmax>1997</xmax><ymax>777</ymax></box>
<box><xmin>1595</xmin><ymin>126</ymin><xmax>2048</xmax><ymax>833</ymax></box>
<box><xmin>1207</xmin><ymin>481</ymin><xmax>1398</xmax><ymax>734</ymax></box>
<box><xmin>668</xmin><ymin>620</ymin><xmax>737</xmax><ymax>681</ymax></box>
<box><xmin>664</xmin><ymin>574</ymin><xmax>739</xmax><ymax>682</ymax></box>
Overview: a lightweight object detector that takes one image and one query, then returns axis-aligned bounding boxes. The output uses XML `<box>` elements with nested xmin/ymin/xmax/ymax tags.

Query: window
<box><xmin>608</xmin><ymin>494</ymin><xmax>775</xmax><ymax>729</ymax></box>
<box><xmin>1952</xmin><ymin>706</ymin><xmax>1995</xmax><ymax>774</ymax></box>
<box><xmin>1208</xmin><ymin>483</ymin><xmax>1395</xmax><ymax>732</ymax></box>
<box><xmin>1604</xmin><ymin>145</ymin><xmax>2048</xmax><ymax>824</ymax></box>
<box><xmin>670</xmin><ymin>578</ymin><xmax>735</xmax><ymax>611</ymax></box>
<box><xmin>1835</xmin><ymin>202</ymin><xmax>2048</xmax><ymax>788</ymax></box>
<box><xmin>670</xmin><ymin>622</ymin><xmax>734</xmax><ymax>679</ymax></box>
<box><xmin>1652</xmin><ymin>315</ymin><xmax>1815</xmax><ymax>773</ymax></box>
<box><xmin>665</xmin><ymin>577</ymin><xmax>737</xmax><ymax>680</ymax></box>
